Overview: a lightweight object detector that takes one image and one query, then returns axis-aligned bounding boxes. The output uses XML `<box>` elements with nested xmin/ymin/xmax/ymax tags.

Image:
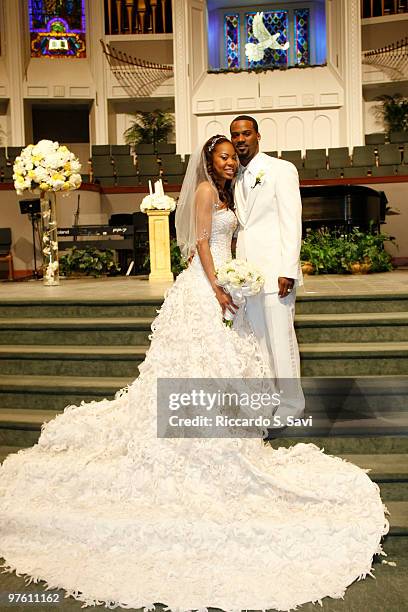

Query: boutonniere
<box><xmin>252</xmin><ymin>169</ymin><xmax>265</xmax><ymax>189</ymax></box>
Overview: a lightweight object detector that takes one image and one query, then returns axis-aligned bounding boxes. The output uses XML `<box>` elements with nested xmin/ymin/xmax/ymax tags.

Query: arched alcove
<box><xmin>312</xmin><ymin>114</ymin><xmax>332</xmax><ymax>149</ymax></box>
<box><xmin>285</xmin><ymin>116</ymin><xmax>305</xmax><ymax>151</ymax></box>
<box><xmin>259</xmin><ymin>117</ymin><xmax>278</xmax><ymax>152</ymax></box>
<box><xmin>205</xmin><ymin>120</ymin><xmax>224</xmax><ymax>139</ymax></box>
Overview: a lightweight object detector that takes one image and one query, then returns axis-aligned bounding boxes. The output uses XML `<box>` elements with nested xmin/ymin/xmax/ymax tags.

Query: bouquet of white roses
<box><xmin>13</xmin><ymin>139</ymin><xmax>82</xmax><ymax>195</ymax></box>
<box><xmin>216</xmin><ymin>259</ymin><xmax>264</xmax><ymax>326</ymax></box>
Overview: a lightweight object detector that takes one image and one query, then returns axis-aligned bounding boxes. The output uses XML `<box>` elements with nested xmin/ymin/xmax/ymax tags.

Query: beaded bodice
<box><xmin>190</xmin><ymin>206</ymin><xmax>237</xmax><ymax>271</ymax></box>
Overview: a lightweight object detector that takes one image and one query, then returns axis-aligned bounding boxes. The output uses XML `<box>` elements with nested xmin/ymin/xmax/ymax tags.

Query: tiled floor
<box><xmin>1</xmin><ymin>269</ymin><xmax>408</xmax><ymax>301</ymax></box>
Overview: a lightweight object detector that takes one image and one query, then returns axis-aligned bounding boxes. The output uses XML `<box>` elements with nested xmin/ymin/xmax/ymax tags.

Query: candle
<box><xmin>149</xmin><ymin>180</ymin><xmax>153</xmax><ymax>195</ymax></box>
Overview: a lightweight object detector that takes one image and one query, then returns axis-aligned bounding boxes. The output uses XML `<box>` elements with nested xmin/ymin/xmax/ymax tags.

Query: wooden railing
<box><xmin>105</xmin><ymin>0</ymin><xmax>172</xmax><ymax>35</ymax></box>
<box><xmin>361</xmin><ymin>0</ymin><xmax>407</xmax><ymax>18</ymax></box>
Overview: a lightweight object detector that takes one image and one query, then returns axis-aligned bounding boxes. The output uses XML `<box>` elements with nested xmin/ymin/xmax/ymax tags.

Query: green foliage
<box><xmin>59</xmin><ymin>246</ymin><xmax>121</xmax><ymax>277</ymax></box>
<box><xmin>373</xmin><ymin>94</ymin><xmax>408</xmax><ymax>134</ymax></box>
<box><xmin>301</xmin><ymin>225</ymin><xmax>395</xmax><ymax>274</ymax></box>
<box><xmin>123</xmin><ymin>110</ymin><xmax>174</xmax><ymax>147</ymax></box>
<box><xmin>143</xmin><ymin>238</ymin><xmax>187</xmax><ymax>278</ymax></box>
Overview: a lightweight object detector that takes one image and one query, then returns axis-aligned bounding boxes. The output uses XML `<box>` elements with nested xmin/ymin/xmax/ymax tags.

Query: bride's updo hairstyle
<box><xmin>203</xmin><ymin>135</ymin><xmax>234</xmax><ymax>210</ymax></box>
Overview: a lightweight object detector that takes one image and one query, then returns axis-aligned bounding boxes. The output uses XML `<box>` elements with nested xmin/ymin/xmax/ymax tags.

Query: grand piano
<box><xmin>300</xmin><ymin>184</ymin><xmax>387</xmax><ymax>233</ymax></box>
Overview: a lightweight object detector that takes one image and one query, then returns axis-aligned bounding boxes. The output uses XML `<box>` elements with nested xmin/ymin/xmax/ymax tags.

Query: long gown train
<box><xmin>0</xmin><ymin>208</ymin><xmax>388</xmax><ymax>611</ymax></box>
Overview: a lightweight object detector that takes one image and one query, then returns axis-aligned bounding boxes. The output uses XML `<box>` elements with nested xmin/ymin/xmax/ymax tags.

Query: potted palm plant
<box><xmin>124</xmin><ymin>110</ymin><xmax>174</xmax><ymax>150</ymax></box>
<box><xmin>373</xmin><ymin>94</ymin><xmax>408</xmax><ymax>135</ymax></box>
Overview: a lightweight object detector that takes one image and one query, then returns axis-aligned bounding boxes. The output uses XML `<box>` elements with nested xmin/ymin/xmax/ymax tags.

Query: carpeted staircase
<box><xmin>0</xmin><ymin>294</ymin><xmax>407</xmax><ymax>611</ymax></box>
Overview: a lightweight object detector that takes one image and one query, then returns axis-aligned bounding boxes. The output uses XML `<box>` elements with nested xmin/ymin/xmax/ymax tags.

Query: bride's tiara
<box><xmin>207</xmin><ymin>135</ymin><xmax>227</xmax><ymax>152</ymax></box>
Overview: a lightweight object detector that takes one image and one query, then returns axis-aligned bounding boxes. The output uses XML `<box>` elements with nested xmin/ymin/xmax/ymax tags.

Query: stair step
<box><xmin>0</xmin><ymin>299</ymin><xmax>162</xmax><ymax>319</ymax></box>
<box><xmin>385</xmin><ymin>501</ymin><xmax>408</xmax><ymax>535</ymax></box>
<box><xmin>296</xmin><ymin>312</ymin><xmax>408</xmax><ymax>343</ymax></box>
<box><xmin>0</xmin><ymin>375</ymin><xmax>132</xmax><ymax>410</ymax></box>
<box><xmin>0</xmin><ymin>345</ymin><xmax>147</xmax><ymax>376</ymax></box>
<box><xmin>295</xmin><ymin>293</ymin><xmax>408</xmax><ymax>314</ymax></box>
<box><xmin>0</xmin><ymin>318</ymin><xmax>153</xmax><ymax>345</ymax></box>
<box><xmin>300</xmin><ymin>342</ymin><xmax>408</xmax><ymax>376</ymax></box>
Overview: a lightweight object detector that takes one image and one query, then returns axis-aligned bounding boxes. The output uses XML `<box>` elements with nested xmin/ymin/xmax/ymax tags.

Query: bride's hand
<box><xmin>213</xmin><ymin>286</ymin><xmax>238</xmax><ymax>316</ymax></box>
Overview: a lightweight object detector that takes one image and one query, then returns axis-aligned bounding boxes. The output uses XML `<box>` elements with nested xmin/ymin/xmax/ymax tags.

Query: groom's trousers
<box><xmin>245</xmin><ymin>291</ymin><xmax>305</xmax><ymax>419</ymax></box>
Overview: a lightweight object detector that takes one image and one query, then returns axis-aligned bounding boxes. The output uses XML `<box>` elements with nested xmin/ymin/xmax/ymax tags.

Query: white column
<box><xmin>343</xmin><ymin>0</ymin><xmax>364</xmax><ymax>147</ymax></box>
<box><xmin>87</xmin><ymin>0</ymin><xmax>109</xmax><ymax>144</ymax></box>
<box><xmin>172</xmin><ymin>0</ymin><xmax>192</xmax><ymax>155</ymax></box>
<box><xmin>4</xmin><ymin>0</ymin><xmax>26</xmax><ymax>145</ymax></box>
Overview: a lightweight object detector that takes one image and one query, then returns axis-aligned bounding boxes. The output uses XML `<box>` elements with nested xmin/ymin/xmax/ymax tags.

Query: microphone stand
<box><xmin>73</xmin><ymin>194</ymin><xmax>80</xmax><ymax>242</ymax></box>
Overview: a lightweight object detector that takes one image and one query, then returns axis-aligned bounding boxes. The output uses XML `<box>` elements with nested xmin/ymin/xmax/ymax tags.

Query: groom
<box><xmin>230</xmin><ymin>115</ymin><xmax>304</xmax><ymax>421</ymax></box>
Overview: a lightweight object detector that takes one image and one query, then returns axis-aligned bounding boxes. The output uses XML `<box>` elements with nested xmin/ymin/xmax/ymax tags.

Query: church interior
<box><xmin>0</xmin><ymin>0</ymin><xmax>408</xmax><ymax>609</ymax></box>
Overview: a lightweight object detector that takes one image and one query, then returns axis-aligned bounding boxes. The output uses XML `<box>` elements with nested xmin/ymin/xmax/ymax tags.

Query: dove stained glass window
<box><xmin>29</xmin><ymin>0</ymin><xmax>86</xmax><ymax>58</ymax></box>
<box><xmin>245</xmin><ymin>11</ymin><xmax>288</xmax><ymax>68</ymax></box>
<box><xmin>225</xmin><ymin>14</ymin><xmax>240</xmax><ymax>69</ymax></box>
<box><xmin>295</xmin><ymin>8</ymin><xmax>310</xmax><ymax>65</ymax></box>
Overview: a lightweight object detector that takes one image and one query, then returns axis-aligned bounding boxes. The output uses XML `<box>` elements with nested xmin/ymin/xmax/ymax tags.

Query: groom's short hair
<box><xmin>231</xmin><ymin>115</ymin><xmax>259</xmax><ymax>133</ymax></box>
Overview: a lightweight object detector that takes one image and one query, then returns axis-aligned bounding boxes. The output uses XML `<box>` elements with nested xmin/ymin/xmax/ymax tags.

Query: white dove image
<box><xmin>245</xmin><ymin>11</ymin><xmax>290</xmax><ymax>62</ymax></box>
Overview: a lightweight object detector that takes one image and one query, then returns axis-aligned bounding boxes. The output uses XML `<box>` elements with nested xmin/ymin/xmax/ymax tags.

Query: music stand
<box><xmin>19</xmin><ymin>198</ymin><xmax>41</xmax><ymax>280</ymax></box>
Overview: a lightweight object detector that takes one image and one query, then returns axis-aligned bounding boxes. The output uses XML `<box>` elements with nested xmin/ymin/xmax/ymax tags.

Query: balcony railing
<box><xmin>104</xmin><ymin>0</ymin><xmax>173</xmax><ymax>35</ymax></box>
<box><xmin>361</xmin><ymin>0</ymin><xmax>407</xmax><ymax>18</ymax></box>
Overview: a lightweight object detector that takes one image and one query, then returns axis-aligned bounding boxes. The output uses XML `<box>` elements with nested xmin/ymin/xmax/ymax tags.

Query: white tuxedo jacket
<box><xmin>234</xmin><ymin>152</ymin><xmax>303</xmax><ymax>294</ymax></box>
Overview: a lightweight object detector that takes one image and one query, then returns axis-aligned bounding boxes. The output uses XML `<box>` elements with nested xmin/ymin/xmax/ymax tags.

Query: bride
<box><xmin>0</xmin><ymin>136</ymin><xmax>388</xmax><ymax>611</ymax></box>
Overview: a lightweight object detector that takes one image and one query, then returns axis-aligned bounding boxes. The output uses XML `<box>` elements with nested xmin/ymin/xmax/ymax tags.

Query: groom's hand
<box><xmin>278</xmin><ymin>277</ymin><xmax>295</xmax><ymax>298</ymax></box>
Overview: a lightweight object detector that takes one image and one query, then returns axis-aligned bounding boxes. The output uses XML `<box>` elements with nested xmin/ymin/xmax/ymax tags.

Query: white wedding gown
<box><xmin>0</xmin><ymin>206</ymin><xmax>388</xmax><ymax>611</ymax></box>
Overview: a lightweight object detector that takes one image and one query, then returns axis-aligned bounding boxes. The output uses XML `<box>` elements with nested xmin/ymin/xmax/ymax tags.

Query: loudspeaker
<box><xmin>19</xmin><ymin>199</ymin><xmax>41</xmax><ymax>215</ymax></box>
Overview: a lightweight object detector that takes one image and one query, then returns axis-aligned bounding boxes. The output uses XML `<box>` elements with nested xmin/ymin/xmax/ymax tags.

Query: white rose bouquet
<box><xmin>13</xmin><ymin>139</ymin><xmax>82</xmax><ymax>195</ymax></box>
<box><xmin>216</xmin><ymin>259</ymin><xmax>264</xmax><ymax>326</ymax></box>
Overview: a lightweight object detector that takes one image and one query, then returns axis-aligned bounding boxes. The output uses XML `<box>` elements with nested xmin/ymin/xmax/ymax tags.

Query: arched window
<box><xmin>29</xmin><ymin>0</ymin><xmax>86</xmax><ymax>58</ymax></box>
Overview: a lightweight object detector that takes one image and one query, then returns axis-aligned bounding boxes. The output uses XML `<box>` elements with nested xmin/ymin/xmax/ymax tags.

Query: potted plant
<box><xmin>59</xmin><ymin>246</ymin><xmax>121</xmax><ymax>278</ymax></box>
<box><xmin>344</xmin><ymin>226</ymin><xmax>395</xmax><ymax>273</ymax></box>
<box><xmin>124</xmin><ymin>110</ymin><xmax>174</xmax><ymax>150</ymax></box>
<box><xmin>300</xmin><ymin>228</ymin><xmax>345</xmax><ymax>275</ymax></box>
<box><xmin>373</xmin><ymin>93</ymin><xmax>408</xmax><ymax>135</ymax></box>
<box><xmin>300</xmin><ymin>225</ymin><xmax>395</xmax><ymax>275</ymax></box>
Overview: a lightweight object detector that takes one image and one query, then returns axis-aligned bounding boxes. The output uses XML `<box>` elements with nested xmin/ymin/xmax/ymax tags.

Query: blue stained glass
<box><xmin>224</xmin><ymin>14</ymin><xmax>240</xmax><ymax>69</ymax></box>
<box><xmin>295</xmin><ymin>8</ymin><xmax>310</xmax><ymax>65</ymax></box>
<box><xmin>245</xmin><ymin>11</ymin><xmax>288</xmax><ymax>68</ymax></box>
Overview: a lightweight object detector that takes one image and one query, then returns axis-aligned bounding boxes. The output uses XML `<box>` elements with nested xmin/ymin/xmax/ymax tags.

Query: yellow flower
<box><xmin>62</xmin><ymin>182</ymin><xmax>71</xmax><ymax>190</ymax></box>
<box><xmin>59</xmin><ymin>145</ymin><xmax>68</xmax><ymax>152</ymax></box>
<box><xmin>39</xmin><ymin>182</ymin><xmax>50</xmax><ymax>191</ymax></box>
<box><xmin>32</xmin><ymin>154</ymin><xmax>43</xmax><ymax>162</ymax></box>
<box><xmin>63</xmin><ymin>162</ymin><xmax>71</xmax><ymax>172</ymax></box>
<box><xmin>28</xmin><ymin>170</ymin><xmax>36</xmax><ymax>178</ymax></box>
<box><xmin>16</xmin><ymin>176</ymin><xmax>25</xmax><ymax>184</ymax></box>
<box><xmin>52</xmin><ymin>173</ymin><xmax>64</xmax><ymax>181</ymax></box>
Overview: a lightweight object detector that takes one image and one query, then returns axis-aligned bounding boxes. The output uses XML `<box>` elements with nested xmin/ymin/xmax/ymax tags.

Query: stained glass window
<box><xmin>245</xmin><ymin>11</ymin><xmax>288</xmax><ymax>68</ymax></box>
<box><xmin>294</xmin><ymin>8</ymin><xmax>310</xmax><ymax>65</ymax></box>
<box><xmin>225</xmin><ymin>14</ymin><xmax>240</xmax><ymax>69</ymax></box>
<box><xmin>29</xmin><ymin>0</ymin><xmax>86</xmax><ymax>58</ymax></box>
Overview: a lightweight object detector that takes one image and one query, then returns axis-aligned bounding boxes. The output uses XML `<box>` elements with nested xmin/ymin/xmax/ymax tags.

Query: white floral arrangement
<box><xmin>216</xmin><ymin>259</ymin><xmax>264</xmax><ymax>325</ymax></box>
<box><xmin>13</xmin><ymin>139</ymin><xmax>82</xmax><ymax>195</ymax></box>
<box><xmin>140</xmin><ymin>193</ymin><xmax>176</xmax><ymax>212</ymax></box>
<box><xmin>140</xmin><ymin>178</ymin><xmax>176</xmax><ymax>212</ymax></box>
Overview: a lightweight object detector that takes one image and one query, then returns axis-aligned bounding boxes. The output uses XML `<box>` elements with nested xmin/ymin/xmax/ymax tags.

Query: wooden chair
<box><xmin>0</xmin><ymin>228</ymin><xmax>14</xmax><ymax>281</ymax></box>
